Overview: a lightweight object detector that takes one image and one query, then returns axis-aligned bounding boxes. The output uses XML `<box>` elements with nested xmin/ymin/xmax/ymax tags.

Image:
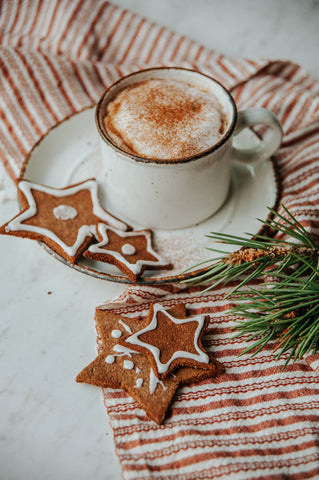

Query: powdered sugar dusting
<box><xmin>153</xmin><ymin>231</ymin><xmax>212</xmax><ymax>276</ymax></box>
<box><xmin>104</xmin><ymin>79</ymin><xmax>226</xmax><ymax>161</ymax></box>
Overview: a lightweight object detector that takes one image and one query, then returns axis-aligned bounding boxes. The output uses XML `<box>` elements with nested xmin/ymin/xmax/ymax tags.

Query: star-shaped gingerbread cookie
<box><xmin>122</xmin><ymin>303</ymin><xmax>215</xmax><ymax>378</ymax></box>
<box><xmin>76</xmin><ymin>304</ymin><xmax>224</xmax><ymax>424</ymax></box>
<box><xmin>83</xmin><ymin>224</ymin><xmax>172</xmax><ymax>282</ymax></box>
<box><xmin>0</xmin><ymin>179</ymin><xmax>129</xmax><ymax>263</ymax></box>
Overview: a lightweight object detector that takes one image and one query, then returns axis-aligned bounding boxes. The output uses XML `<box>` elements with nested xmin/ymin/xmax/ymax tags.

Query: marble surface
<box><xmin>1</xmin><ymin>1</ymin><xmax>318</xmax><ymax>479</ymax></box>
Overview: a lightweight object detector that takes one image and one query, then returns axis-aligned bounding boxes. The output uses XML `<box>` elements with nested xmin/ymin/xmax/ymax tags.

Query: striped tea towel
<box><xmin>0</xmin><ymin>1</ymin><xmax>319</xmax><ymax>478</ymax></box>
<box><xmin>98</xmin><ymin>284</ymin><xmax>319</xmax><ymax>479</ymax></box>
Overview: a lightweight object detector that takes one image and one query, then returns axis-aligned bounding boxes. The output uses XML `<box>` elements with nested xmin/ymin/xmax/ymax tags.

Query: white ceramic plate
<box><xmin>23</xmin><ymin>107</ymin><xmax>280</xmax><ymax>284</ymax></box>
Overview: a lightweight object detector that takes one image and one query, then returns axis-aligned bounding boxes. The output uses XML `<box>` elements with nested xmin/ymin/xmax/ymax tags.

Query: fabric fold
<box><xmin>1</xmin><ymin>0</ymin><xmax>318</xmax><ymax>181</ymax></box>
<box><xmin>0</xmin><ymin>1</ymin><xmax>319</xmax><ymax>479</ymax></box>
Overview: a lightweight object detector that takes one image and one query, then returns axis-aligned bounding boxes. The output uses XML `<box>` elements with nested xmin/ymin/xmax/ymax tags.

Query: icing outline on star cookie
<box><xmin>76</xmin><ymin>305</ymin><xmax>224</xmax><ymax>424</ymax></box>
<box><xmin>124</xmin><ymin>303</ymin><xmax>210</xmax><ymax>376</ymax></box>
<box><xmin>85</xmin><ymin>223</ymin><xmax>171</xmax><ymax>278</ymax></box>
<box><xmin>3</xmin><ymin>179</ymin><xmax>128</xmax><ymax>259</ymax></box>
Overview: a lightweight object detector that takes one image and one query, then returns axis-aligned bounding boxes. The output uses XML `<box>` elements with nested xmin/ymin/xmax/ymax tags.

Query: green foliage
<box><xmin>188</xmin><ymin>206</ymin><xmax>319</xmax><ymax>365</ymax></box>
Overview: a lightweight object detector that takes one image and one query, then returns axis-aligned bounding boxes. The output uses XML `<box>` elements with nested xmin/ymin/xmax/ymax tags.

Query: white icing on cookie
<box><xmin>135</xmin><ymin>367</ymin><xmax>141</xmax><ymax>374</ymax></box>
<box><xmin>113</xmin><ymin>344</ymin><xmax>139</xmax><ymax>357</ymax></box>
<box><xmin>111</xmin><ymin>329</ymin><xmax>122</xmax><ymax>338</ymax></box>
<box><xmin>5</xmin><ymin>180</ymin><xmax>128</xmax><ymax>257</ymax></box>
<box><xmin>135</xmin><ymin>378</ymin><xmax>143</xmax><ymax>389</ymax></box>
<box><xmin>53</xmin><ymin>204</ymin><xmax>78</xmax><ymax>220</ymax></box>
<box><xmin>87</xmin><ymin>224</ymin><xmax>168</xmax><ymax>275</ymax></box>
<box><xmin>125</xmin><ymin>303</ymin><xmax>209</xmax><ymax>375</ymax></box>
<box><xmin>119</xmin><ymin>320</ymin><xmax>132</xmax><ymax>334</ymax></box>
<box><xmin>149</xmin><ymin>368</ymin><xmax>166</xmax><ymax>394</ymax></box>
<box><xmin>121</xmin><ymin>243</ymin><xmax>136</xmax><ymax>255</ymax></box>
<box><xmin>105</xmin><ymin>355</ymin><xmax>115</xmax><ymax>364</ymax></box>
<box><xmin>123</xmin><ymin>360</ymin><xmax>134</xmax><ymax>370</ymax></box>
<box><xmin>107</xmin><ymin>344</ymin><xmax>139</xmax><ymax>368</ymax></box>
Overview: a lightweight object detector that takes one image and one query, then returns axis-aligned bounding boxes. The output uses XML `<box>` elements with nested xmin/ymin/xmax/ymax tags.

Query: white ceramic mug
<box><xmin>95</xmin><ymin>67</ymin><xmax>282</xmax><ymax>229</ymax></box>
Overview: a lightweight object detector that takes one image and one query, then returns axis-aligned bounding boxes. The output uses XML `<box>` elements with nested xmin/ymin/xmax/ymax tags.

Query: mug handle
<box><xmin>232</xmin><ymin>107</ymin><xmax>283</xmax><ymax>165</ymax></box>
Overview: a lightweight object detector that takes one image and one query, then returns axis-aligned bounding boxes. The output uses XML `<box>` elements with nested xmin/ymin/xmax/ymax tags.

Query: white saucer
<box><xmin>23</xmin><ymin>108</ymin><xmax>280</xmax><ymax>284</ymax></box>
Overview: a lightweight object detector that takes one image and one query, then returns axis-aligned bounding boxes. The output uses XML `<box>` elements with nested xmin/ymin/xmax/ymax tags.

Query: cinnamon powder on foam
<box><xmin>103</xmin><ymin>79</ymin><xmax>227</xmax><ymax>161</ymax></box>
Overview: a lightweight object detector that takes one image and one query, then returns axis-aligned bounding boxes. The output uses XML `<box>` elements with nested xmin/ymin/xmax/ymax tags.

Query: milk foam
<box><xmin>104</xmin><ymin>79</ymin><xmax>227</xmax><ymax>161</ymax></box>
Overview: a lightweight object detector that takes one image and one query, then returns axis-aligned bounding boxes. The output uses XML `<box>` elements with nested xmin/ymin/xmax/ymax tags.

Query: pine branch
<box><xmin>186</xmin><ymin>205</ymin><xmax>319</xmax><ymax>365</ymax></box>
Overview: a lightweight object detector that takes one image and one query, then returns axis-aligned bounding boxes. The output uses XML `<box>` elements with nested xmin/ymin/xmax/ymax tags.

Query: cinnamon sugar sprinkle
<box><xmin>104</xmin><ymin>79</ymin><xmax>227</xmax><ymax>161</ymax></box>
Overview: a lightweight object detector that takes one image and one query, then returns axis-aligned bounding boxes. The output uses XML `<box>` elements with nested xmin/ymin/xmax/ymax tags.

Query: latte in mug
<box><xmin>103</xmin><ymin>79</ymin><xmax>227</xmax><ymax>161</ymax></box>
<box><xmin>96</xmin><ymin>68</ymin><xmax>282</xmax><ymax>229</ymax></box>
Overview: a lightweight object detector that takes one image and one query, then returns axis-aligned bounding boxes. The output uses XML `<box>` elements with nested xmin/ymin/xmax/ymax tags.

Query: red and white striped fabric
<box><xmin>100</xmin><ymin>285</ymin><xmax>319</xmax><ymax>479</ymax></box>
<box><xmin>1</xmin><ymin>1</ymin><xmax>319</xmax><ymax>478</ymax></box>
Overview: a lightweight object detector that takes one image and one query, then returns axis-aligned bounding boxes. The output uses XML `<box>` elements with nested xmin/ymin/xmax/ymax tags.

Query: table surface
<box><xmin>1</xmin><ymin>1</ymin><xmax>318</xmax><ymax>479</ymax></box>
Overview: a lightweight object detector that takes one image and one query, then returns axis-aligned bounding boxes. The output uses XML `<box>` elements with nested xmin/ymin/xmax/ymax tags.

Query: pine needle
<box><xmin>187</xmin><ymin>204</ymin><xmax>319</xmax><ymax>366</ymax></box>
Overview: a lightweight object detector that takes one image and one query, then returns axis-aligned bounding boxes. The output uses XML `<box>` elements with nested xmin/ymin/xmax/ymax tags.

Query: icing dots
<box><xmin>111</xmin><ymin>329</ymin><xmax>122</xmax><ymax>338</ymax></box>
<box><xmin>123</xmin><ymin>360</ymin><xmax>134</xmax><ymax>370</ymax></box>
<box><xmin>135</xmin><ymin>378</ymin><xmax>143</xmax><ymax>389</ymax></box>
<box><xmin>121</xmin><ymin>243</ymin><xmax>136</xmax><ymax>255</ymax></box>
<box><xmin>75</xmin><ymin>304</ymin><xmax>221</xmax><ymax>425</ymax></box>
<box><xmin>53</xmin><ymin>204</ymin><xmax>78</xmax><ymax>220</ymax></box>
<box><xmin>3</xmin><ymin>179</ymin><xmax>128</xmax><ymax>261</ymax></box>
<box><xmin>86</xmin><ymin>224</ymin><xmax>170</xmax><ymax>277</ymax></box>
<box><xmin>105</xmin><ymin>355</ymin><xmax>115</xmax><ymax>364</ymax></box>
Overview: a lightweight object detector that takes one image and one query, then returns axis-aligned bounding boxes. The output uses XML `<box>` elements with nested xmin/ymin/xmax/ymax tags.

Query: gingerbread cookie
<box><xmin>122</xmin><ymin>303</ymin><xmax>215</xmax><ymax>378</ymax></box>
<box><xmin>83</xmin><ymin>223</ymin><xmax>172</xmax><ymax>282</ymax></box>
<box><xmin>76</xmin><ymin>303</ymin><xmax>224</xmax><ymax>424</ymax></box>
<box><xmin>0</xmin><ymin>179</ymin><xmax>128</xmax><ymax>263</ymax></box>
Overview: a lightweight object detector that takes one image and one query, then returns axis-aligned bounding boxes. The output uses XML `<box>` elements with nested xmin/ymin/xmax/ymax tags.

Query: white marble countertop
<box><xmin>1</xmin><ymin>1</ymin><xmax>318</xmax><ymax>479</ymax></box>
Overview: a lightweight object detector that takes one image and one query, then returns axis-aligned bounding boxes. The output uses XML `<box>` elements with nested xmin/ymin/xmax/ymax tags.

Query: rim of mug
<box><xmin>95</xmin><ymin>67</ymin><xmax>238</xmax><ymax>165</ymax></box>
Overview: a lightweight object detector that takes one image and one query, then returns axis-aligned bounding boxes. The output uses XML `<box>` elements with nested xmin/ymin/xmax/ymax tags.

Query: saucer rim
<box><xmin>21</xmin><ymin>106</ymin><xmax>282</xmax><ymax>285</ymax></box>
